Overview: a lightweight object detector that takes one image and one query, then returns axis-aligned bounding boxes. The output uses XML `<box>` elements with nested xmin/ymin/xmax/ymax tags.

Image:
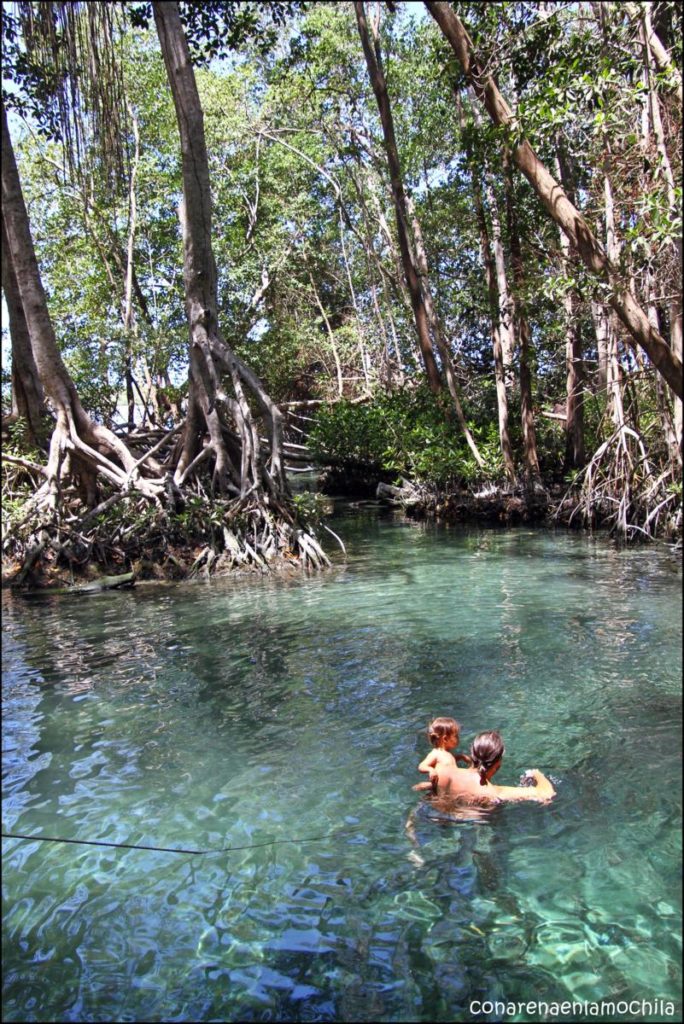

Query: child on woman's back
<box><xmin>414</xmin><ymin>716</ymin><xmax>469</xmax><ymax>791</ymax></box>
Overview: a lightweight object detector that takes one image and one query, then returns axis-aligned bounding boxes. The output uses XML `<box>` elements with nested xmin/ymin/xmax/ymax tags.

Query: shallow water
<box><xmin>2</xmin><ymin>512</ymin><xmax>682</xmax><ymax>1022</ymax></box>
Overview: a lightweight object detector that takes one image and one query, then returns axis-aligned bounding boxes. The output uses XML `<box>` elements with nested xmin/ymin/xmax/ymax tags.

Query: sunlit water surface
<box><xmin>2</xmin><ymin>511</ymin><xmax>682</xmax><ymax>1022</ymax></box>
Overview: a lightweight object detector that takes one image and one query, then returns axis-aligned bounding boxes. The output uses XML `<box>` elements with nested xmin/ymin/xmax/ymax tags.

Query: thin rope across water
<box><xmin>1</xmin><ymin>825</ymin><xmax>366</xmax><ymax>857</ymax></box>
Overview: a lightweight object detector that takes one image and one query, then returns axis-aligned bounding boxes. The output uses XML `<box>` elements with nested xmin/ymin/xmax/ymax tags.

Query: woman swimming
<box><xmin>429</xmin><ymin>730</ymin><xmax>555</xmax><ymax>804</ymax></box>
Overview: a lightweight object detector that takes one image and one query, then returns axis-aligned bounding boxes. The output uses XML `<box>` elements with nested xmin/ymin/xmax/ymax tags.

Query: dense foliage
<box><xmin>2</xmin><ymin>1</ymin><xmax>682</xmax><ymax>584</ymax></box>
<box><xmin>309</xmin><ymin>388</ymin><xmax>502</xmax><ymax>485</ymax></box>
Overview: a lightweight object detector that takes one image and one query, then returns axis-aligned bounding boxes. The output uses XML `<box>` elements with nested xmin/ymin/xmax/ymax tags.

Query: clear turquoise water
<box><xmin>2</xmin><ymin>511</ymin><xmax>682</xmax><ymax>1022</ymax></box>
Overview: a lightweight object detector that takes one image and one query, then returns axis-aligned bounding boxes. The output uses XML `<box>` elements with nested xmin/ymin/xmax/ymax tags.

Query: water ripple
<box><xmin>2</xmin><ymin>524</ymin><xmax>681</xmax><ymax>1021</ymax></box>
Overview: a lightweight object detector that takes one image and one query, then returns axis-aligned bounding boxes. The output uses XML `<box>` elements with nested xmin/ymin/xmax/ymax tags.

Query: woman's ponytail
<box><xmin>469</xmin><ymin>731</ymin><xmax>505</xmax><ymax>786</ymax></box>
<box><xmin>468</xmin><ymin>754</ymin><xmax>490</xmax><ymax>785</ymax></box>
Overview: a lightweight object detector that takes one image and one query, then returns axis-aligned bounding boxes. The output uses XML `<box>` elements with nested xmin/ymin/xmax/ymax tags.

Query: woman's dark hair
<box><xmin>427</xmin><ymin>717</ymin><xmax>460</xmax><ymax>748</ymax></box>
<box><xmin>470</xmin><ymin>731</ymin><xmax>505</xmax><ymax>786</ymax></box>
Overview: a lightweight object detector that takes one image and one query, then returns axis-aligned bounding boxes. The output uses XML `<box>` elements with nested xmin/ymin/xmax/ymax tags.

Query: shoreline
<box><xmin>4</xmin><ymin>491</ymin><xmax>680</xmax><ymax>594</ymax></box>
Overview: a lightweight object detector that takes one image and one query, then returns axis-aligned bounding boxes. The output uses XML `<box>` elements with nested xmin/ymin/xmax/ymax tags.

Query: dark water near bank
<box><xmin>2</xmin><ymin>511</ymin><xmax>682</xmax><ymax>1022</ymax></box>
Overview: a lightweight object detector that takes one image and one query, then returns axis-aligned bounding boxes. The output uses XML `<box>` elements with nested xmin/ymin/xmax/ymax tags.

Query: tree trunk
<box><xmin>553</xmin><ymin>149</ymin><xmax>585</xmax><ymax>470</ymax></box>
<box><xmin>308</xmin><ymin>268</ymin><xmax>344</xmax><ymax>399</ymax></box>
<box><xmin>354</xmin><ymin>1</ymin><xmax>442</xmax><ymax>394</ymax></box>
<box><xmin>2</xmin><ymin>103</ymin><xmax>155</xmax><ymax>508</ymax></box>
<box><xmin>591</xmin><ymin>300</ymin><xmax>610</xmax><ymax>392</ymax></box>
<box><xmin>626</xmin><ymin>0</ymin><xmax>683</xmax><ymax>103</ymax></box>
<box><xmin>645</xmin><ymin>267</ymin><xmax>679</xmax><ymax>465</ymax></box>
<box><xmin>471</xmin><ymin>166</ymin><xmax>516</xmax><ymax>482</ymax></box>
<box><xmin>348</xmin><ymin>162</ymin><xmax>409</xmax><ymax>380</ymax></box>
<box><xmin>603</xmin><ymin>170</ymin><xmax>627</xmax><ymax>431</ymax></box>
<box><xmin>123</xmin><ymin>102</ymin><xmax>140</xmax><ymax>431</ymax></box>
<box><xmin>503</xmin><ymin>172</ymin><xmax>541</xmax><ymax>482</ymax></box>
<box><xmin>339</xmin><ymin>207</ymin><xmax>372</xmax><ymax>392</ymax></box>
<box><xmin>152</xmin><ymin>2</ymin><xmax>287</xmax><ymax>500</ymax></box>
<box><xmin>561</xmin><ymin>281</ymin><xmax>586</xmax><ymax>471</ymax></box>
<box><xmin>425</xmin><ymin>0</ymin><xmax>683</xmax><ymax>400</ymax></box>
<box><xmin>485</xmin><ymin>180</ymin><xmax>514</xmax><ymax>376</ymax></box>
<box><xmin>1</xmin><ymin>218</ymin><xmax>46</xmax><ymax>444</ymax></box>
<box><xmin>405</xmin><ymin>194</ymin><xmax>485</xmax><ymax>468</ymax></box>
<box><xmin>639</xmin><ymin>12</ymin><xmax>683</xmax><ymax>458</ymax></box>
<box><xmin>372</xmin><ymin>188</ymin><xmax>423</xmax><ymax>373</ymax></box>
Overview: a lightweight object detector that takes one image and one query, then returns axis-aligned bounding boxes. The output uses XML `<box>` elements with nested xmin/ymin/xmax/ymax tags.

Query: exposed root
<box><xmin>322</xmin><ymin>522</ymin><xmax>347</xmax><ymax>555</ymax></box>
<box><xmin>3</xmin><ymin>425</ymin><xmax>335</xmax><ymax>587</ymax></box>
<box><xmin>376</xmin><ymin>478</ymin><xmax>550</xmax><ymax>524</ymax></box>
<box><xmin>555</xmin><ymin>426</ymin><xmax>682</xmax><ymax>540</ymax></box>
<box><xmin>2</xmin><ymin>485</ymin><xmax>335</xmax><ymax>588</ymax></box>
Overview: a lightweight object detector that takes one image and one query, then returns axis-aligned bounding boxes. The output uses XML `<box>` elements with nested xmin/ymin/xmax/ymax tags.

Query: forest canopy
<box><xmin>2</xmin><ymin>1</ymin><xmax>682</xmax><ymax>585</ymax></box>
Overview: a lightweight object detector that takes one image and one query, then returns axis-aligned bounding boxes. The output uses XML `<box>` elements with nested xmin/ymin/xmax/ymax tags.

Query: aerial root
<box><xmin>555</xmin><ymin>427</ymin><xmax>681</xmax><ymax>540</ymax></box>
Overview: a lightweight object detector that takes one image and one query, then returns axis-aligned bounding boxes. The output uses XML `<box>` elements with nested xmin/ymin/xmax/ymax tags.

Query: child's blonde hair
<box><xmin>427</xmin><ymin>716</ymin><xmax>460</xmax><ymax>748</ymax></box>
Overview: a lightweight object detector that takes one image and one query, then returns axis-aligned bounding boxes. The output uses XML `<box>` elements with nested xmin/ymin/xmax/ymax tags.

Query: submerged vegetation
<box><xmin>2</xmin><ymin>1</ymin><xmax>682</xmax><ymax>587</ymax></box>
